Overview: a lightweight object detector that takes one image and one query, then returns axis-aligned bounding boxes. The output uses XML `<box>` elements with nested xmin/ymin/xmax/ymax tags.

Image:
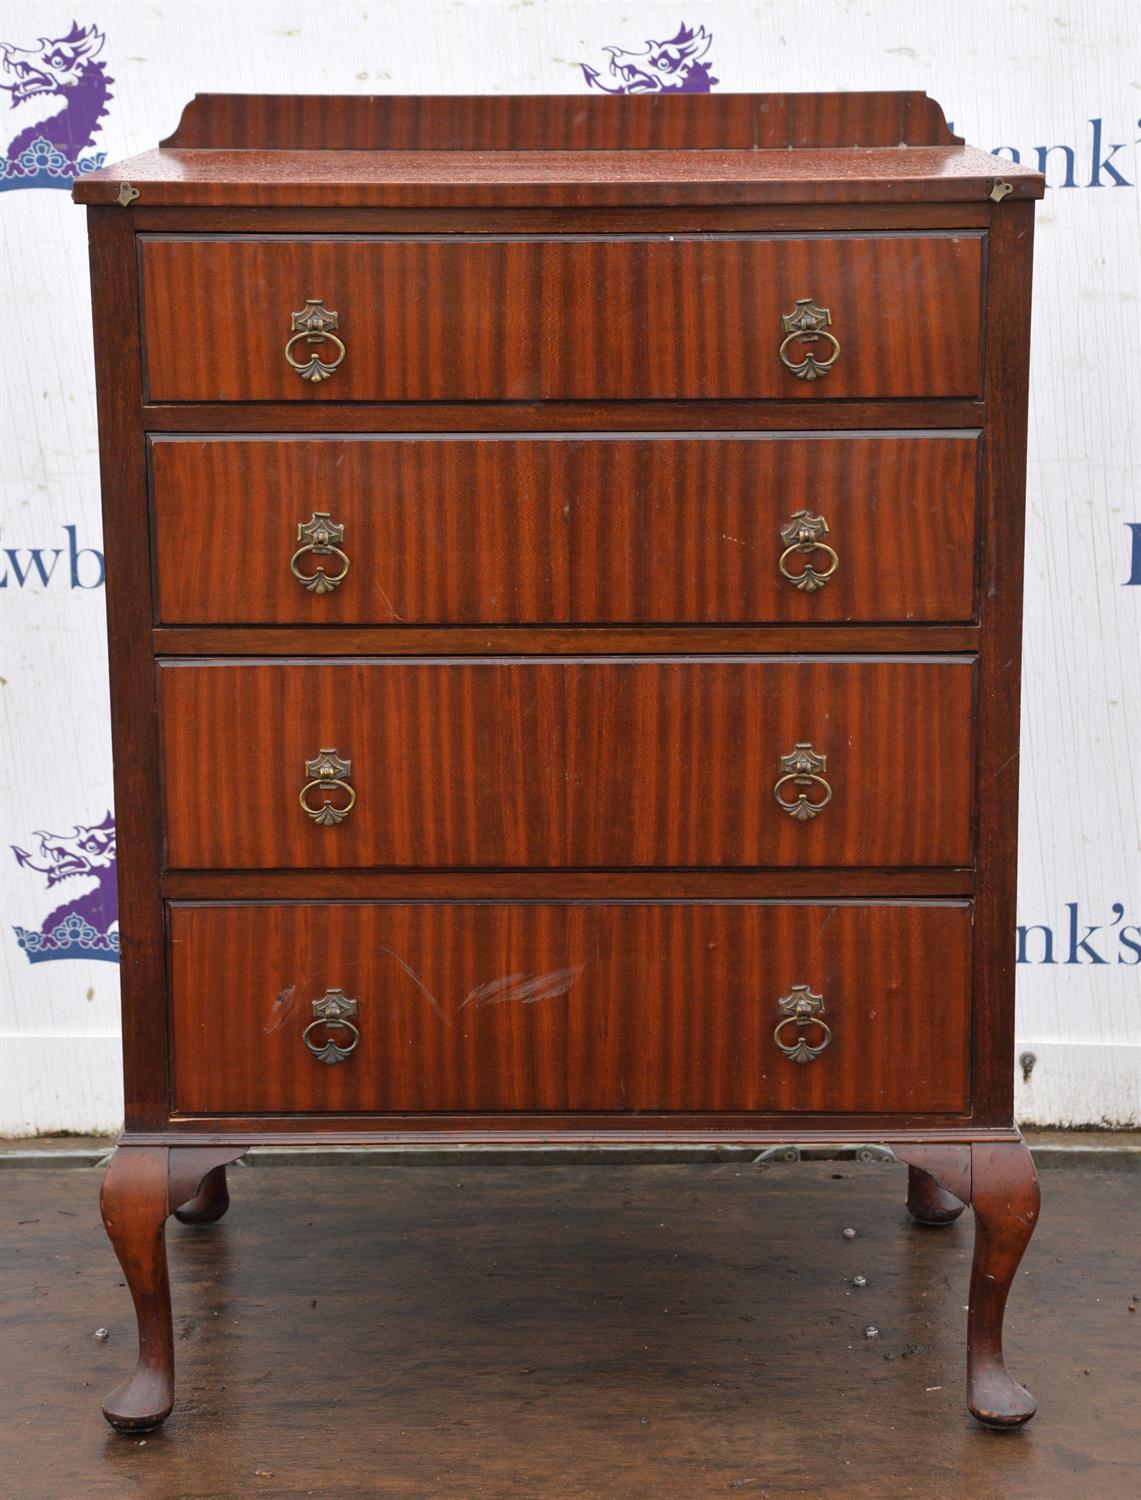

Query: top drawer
<box><xmin>138</xmin><ymin>233</ymin><xmax>985</xmax><ymax>403</ymax></box>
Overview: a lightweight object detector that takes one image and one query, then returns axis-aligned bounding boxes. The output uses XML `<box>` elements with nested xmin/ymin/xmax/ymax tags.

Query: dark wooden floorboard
<box><xmin>1</xmin><ymin>1163</ymin><xmax>1136</xmax><ymax>1499</ymax></box>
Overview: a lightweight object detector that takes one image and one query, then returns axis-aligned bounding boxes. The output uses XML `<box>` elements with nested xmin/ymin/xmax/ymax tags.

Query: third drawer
<box><xmin>158</xmin><ymin>657</ymin><xmax>975</xmax><ymax>869</ymax></box>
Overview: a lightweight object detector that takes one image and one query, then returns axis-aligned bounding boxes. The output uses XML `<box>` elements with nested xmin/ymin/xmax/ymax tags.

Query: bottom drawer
<box><xmin>169</xmin><ymin>902</ymin><xmax>971</xmax><ymax>1116</ymax></box>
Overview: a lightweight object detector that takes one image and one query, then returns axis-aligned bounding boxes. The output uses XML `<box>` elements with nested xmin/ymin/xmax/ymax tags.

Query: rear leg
<box><xmin>173</xmin><ymin>1164</ymin><xmax>230</xmax><ymax>1225</ymax></box>
<box><xmin>906</xmin><ymin>1163</ymin><xmax>965</xmax><ymax>1225</ymax></box>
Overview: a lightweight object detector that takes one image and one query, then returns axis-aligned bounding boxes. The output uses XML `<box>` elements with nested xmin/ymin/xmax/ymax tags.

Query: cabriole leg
<box><xmin>967</xmin><ymin>1140</ymin><xmax>1040</xmax><ymax>1428</ymax></box>
<box><xmin>173</xmin><ymin>1164</ymin><xmax>231</xmax><ymax>1225</ymax></box>
<box><xmin>906</xmin><ymin>1163</ymin><xmax>966</xmax><ymax>1226</ymax></box>
<box><xmin>893</xmin><ymin>1138</ymin><xmax>1039</xmax><ymax>1427</ymax></box>
<box><xmin>100</xmin><ymin>1144</ymin><xmax>245</xmax><ymax>1431</ymax></box>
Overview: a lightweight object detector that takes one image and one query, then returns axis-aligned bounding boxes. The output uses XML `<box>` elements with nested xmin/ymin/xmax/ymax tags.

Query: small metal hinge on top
<box><xmin>117</xmin><ymin>183</ymin><xmax>139</xmax><ymax>207</ymax></box>
<box><xmin>989</xmin><ymin>180</ymin><xmax>1014</xmax><ymax>203</ymax></box>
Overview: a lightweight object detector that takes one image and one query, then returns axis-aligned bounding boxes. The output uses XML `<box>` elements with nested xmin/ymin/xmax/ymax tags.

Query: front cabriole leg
<box><xmin>894</xmin><ymin>1138</ymin><xmax>1039</xmax><ymax>1428</ymax></box>
<box><xmin>966</xmin><ymin>1140</ymin><xmax>1040</xmax><ymax>1428</ymax></box>
<box><xmin>100</xmin><ymin>1144</ymin><xmax>246</xmax><ymax>1431</ymax></box>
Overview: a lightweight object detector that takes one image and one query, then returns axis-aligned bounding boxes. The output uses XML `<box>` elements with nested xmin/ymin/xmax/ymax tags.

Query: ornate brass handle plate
<box><xmin>773</xmin><ymin>984</ymin><xmax>832</xmax><ymax>1064</ymax></box>
<box><xmin>284</xmin><ymin>299</ymin><xmax>346</xmax><ymax>383</ymax></box>
<box><xmin>779</xmin><ymin>510</ymin><xmax>838</xmax><ymax>593</ymax></box>
<box><xmin>303</xmin><ymin>988</ymin><xmax>360</xmax><ymax>1064</ymax></box>
<box><xmin>774</xmin><ymin>742</ymin><xmax>832</xmax><ymax>822</ymax></box>
<box><xmin>299</xmin><ymin>748</ymin><xmax>356</xmax><ymax>826</ymax></box>
<box><xmin>779</xmin><ymin>299</ymin><xmax>840</xmax><ymax>381</ymax></box>
<box><xmin>291</xmin><ymin>512</ymin><xmax>350</xmax><ymax>595</ymax></box>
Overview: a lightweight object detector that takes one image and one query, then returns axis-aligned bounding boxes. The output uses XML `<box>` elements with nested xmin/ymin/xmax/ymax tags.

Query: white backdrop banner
<box><xmin>1</xmin><ymin>0</ymin><xmax>1138</xmax><ymax>1132</ymax></box>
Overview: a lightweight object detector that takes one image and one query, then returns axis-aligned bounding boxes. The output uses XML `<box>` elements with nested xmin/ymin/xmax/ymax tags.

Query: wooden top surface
<box><xmin>73</xmin><ymin>92</ymin><xmax>1044</xmax><ymax>207</ymax></box>
<box><xmin>74</xmin><ymin>143</ymin><xmax>1042</xmax><ymax>208</ymax></box>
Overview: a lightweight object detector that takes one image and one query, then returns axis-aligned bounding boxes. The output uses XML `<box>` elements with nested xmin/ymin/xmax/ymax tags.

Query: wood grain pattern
<box><xmin>168</xmin><ymin>901</ymin><xmax>972</xmax><ymax>1115</ymax></box>
<box><xmin>160</xmin><ymin>869</ymin><xmax>975</xmax><ymax>902</ymax></box>
<box><xmin>150</xmin><ymin>433</ymin><xmax>979</xmax><ymax>626</ymax></box>
<box><xmin>80</xmin><ymin>94</ymin><xmax>1035</xmax><ymax>1149</ymax></box>
<box><xmin>73</xmin><ymin>93</ymin><xmax>1042</xmax><ymax>209</ymax></box>
<box><xmin>142</xmin><ymin>398</ymin><xmax>988</xmax><ymax>434</ymax></box>
<box><xmin>85</xmin><ymin>209</ymin><xmax>170</xmax><ymax>1131</ymax></box>
<box><xmin>78</xmin><ymin>90</ymin><xmax>1043</xmax><ymax>1436</ymax></box>
<box><xmin>131</xmin><ymin>204</ymin><xmax>995</xmax><ymax>234</ymax></box>
<box><xmin>77</xmin><ymin>145</ymin><xmax>1042</xmax><ymax>210</ymax></box>
<box><xmin>970</xmin><ymin>199</ymin><xmax>1036</xmax><ymax>1126</ymax></box>
<box><xmin>138</xmin><ymin>233</ymin><xmax>985</xmax><ymax>403</ymax></box>
<box><xmin>157</xmin><ymin>657</ymin><xmax>975</xmax><ymax>871</ymax></box>
<box><xmin>152</xmin><ymin>625</ymin><xmax>981</xmax><ymax>656</ymax></box>
<box><xmin>158</xmin><ymin>91</ymin><xmax>964</xmax><ymax>152</ymax></box>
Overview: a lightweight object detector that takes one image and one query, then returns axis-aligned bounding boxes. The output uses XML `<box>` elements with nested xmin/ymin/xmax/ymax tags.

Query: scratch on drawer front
<box><xmin>378</xmin><ymin>947</ymin><xmax>445</xmax><ymax>1020</ymax></box>
<box><xmin>460</xmin><ymin>965</ymin><xmax>584</xmax><ymax>1010</ymax></box>
<box><xmin>372</xmin><ymin>582</ymin><xmax>405</xmax><ymax>621</ymax></box>
<box><xmin>264</xmin><ymin>984</ymin><xmax>297</xmax><ymax>1035</ymax></box>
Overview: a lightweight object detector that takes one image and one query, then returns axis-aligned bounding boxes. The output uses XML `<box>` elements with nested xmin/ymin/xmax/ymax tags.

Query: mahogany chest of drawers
<box><xmin>74</xmin><ymin>90</ymin><xmax>1045</xmax><ymax>1432</ymax></box>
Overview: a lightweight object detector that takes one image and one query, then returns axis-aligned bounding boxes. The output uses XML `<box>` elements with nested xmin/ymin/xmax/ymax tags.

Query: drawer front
<box><xmin>159</xmin><ymin>658</ymin><xmax>974</xmax><ymax>869</ymax></box>
<box><xmin>169</xmin><ymin>901</ymin><xmax>972</xmax><ymax>1115</ymax></box>
<box><xmin>139</xmin><ymin>234</ymin><xmax>985</xmax><ymax>402</ymax></box>
<box><xmin>151</xmin><ymin>434</ymin><xmax>979</xmax><ymax>626</ymax></box>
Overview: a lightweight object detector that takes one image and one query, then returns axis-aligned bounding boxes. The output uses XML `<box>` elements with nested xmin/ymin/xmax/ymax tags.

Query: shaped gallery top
<box><xmin>73</xmin><ymin>91</ymin><xmax>1045</xmax><ymax>209</ymax></box>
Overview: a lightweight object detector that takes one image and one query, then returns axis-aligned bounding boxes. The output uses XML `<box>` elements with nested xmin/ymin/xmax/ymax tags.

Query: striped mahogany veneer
<box><xmin>169</xmin><ymin>901</ymin><xmax>972</xmax><ymax>1116</ymax></box>
<box><xmin>151</xmin><ymin>433</ymin><xmax>980</xmax><ymax>626</ymax></box>
<box><xmin>80</xmin><ymin>91</ymin><xmax>1045</xmax><ymax>1432</ymax></box>
<box><xmin>139</xmin><ymin>233</ymin><xmax>985</xmax><ymax>403</ymax></box>
<box><xmin>158</xmin><ymin>657</ymin><xmax>975</xmax><ymax>871</ymax></box>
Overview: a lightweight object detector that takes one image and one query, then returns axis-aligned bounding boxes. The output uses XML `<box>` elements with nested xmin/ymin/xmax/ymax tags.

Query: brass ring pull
<box><xmin>778</xmin><ymin>510</ymin><xmax>838</xmax><ymax>593</ymax></box>
<box><xmin>774</xmin><ymin>742</ymin><xmax>832</xmax><ymax>822</ymax></box>
<box><xmin>779</xmin><ymin>541</ymin><xmax>838</xmax><ymax>590</ymax></box>
<box><xmin>300</xmin><ymin>778</ymin><xmax>356</xmax><ymax>824</ymax></box>
<box><xmin>303</xmin><ymin>989</ymin><xmax>360</xmax><ymax>1065</ymax></box>
<box><xmin>285</xmin><ymin>300</ymin><xmax>345</xmax><ymax>383</ymax></box>
<box><xmin>285</xmin><ymin>330</ymin><xmax>345</xmax><ymax>383</ymax></box>
<box><xmin>774</xmin><ymin>985</ymin><xmax>832</xmax><ymax>1064</ymax></box>
<box><xmin>290</xmin><ymin>512</ymin><xmax>350</xmax><ymax>595</ymax></box>
<box><xmin>779</xmin><ymin>299</ymin><xmax>840</xmax><ymax>381</ymax></box>
<box><xmin>300</xmin><ymin>748</ymin><xmax>355</xmax><ymax>826</ymax></box>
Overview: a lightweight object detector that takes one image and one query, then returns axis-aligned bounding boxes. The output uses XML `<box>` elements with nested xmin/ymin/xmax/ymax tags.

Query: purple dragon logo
<box><xmin>0</xmin><ymin>20</ymin><xmax>111</xmax><ymax>192</ymax></box>
<box><xmin>581</xmin><ymin>21</ymin><xmax>717</xmax><ymax>95</ymax></box>
<box><xmin>10</xmin><ymin>812</ymin><xmax>119</xmax><ymax>963</ymax></box>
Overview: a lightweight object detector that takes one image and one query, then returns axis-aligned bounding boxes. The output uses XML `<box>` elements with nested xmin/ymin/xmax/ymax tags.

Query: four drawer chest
<box><xmin>73</xmin><ymin>90</ymin><xmax>1046</xmax><ymax>1431</ymax></box>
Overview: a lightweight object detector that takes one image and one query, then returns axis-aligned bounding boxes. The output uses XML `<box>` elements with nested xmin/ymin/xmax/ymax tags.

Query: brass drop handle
<box><xmin>779</xmin><ymin>299</ymin><xmax>840</xmax><ymax>381</ymax></box>
<box><xmin>303</xmin><ymin>989</ymin><xmax>360</xmax><ymax>1064</ymax></box>
<box><xmin>291</xmin><ymin>511</ymin><xmax>350</xmax><ymax>594</ymax></box>
<box><xmin>774</xmin><ymin>984</ymin><xmax>832</xmax><ymax>1063</ymax></box>
<box><xmin>284</xmin><ymin>299</ymin><xmax>346</xmax><ymax>383</ymax></box>
<box><xmin>299</xmin><ymin>748</ymin><xmax>356</xmax><ymax>826</ymax></box>
<box><xmin>778</xmin><ymin>510</ymin><xmax>838</xmax><ymax>593</ymax></box>
<box><xmin>774</xmin><ymin>742</ymin><xmax>832</xmax><ymax>822</ymax></box>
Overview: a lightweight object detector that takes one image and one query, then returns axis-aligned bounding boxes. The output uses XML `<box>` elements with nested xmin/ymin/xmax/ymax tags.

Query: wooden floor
<box><xmin>1</xmin><ymin>1159</ymin><xmax>1136</xmax><ymax>1499</ymax></box>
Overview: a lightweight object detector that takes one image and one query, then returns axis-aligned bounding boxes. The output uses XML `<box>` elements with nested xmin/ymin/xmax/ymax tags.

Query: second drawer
<box><xmin>158</xmin><ymin>657</ymin><xmax>975</xmax><ymax>869</ymax></box>
<box><xmin>150</xmin><ymin>433</ymin><xmax>980</xmax><ymax>626</ymax></box>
